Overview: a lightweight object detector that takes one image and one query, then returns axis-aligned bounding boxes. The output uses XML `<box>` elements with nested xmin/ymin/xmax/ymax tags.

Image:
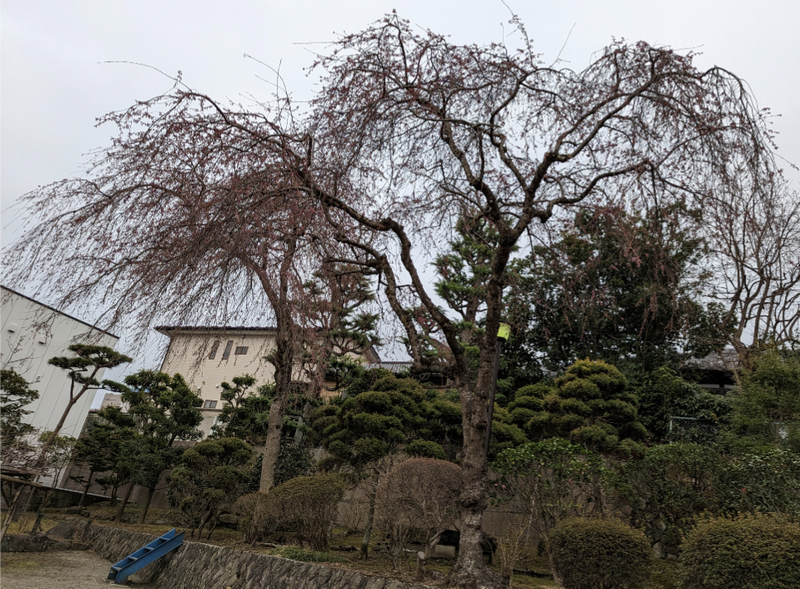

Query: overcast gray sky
<box><xmin>2</xmin><ymin>0</ymin><xmax>799</xmax><ymax>379</ymax></box>
<box><xmin>3</xmin><ymin>0</ymin><xmax>799</xmax><ymax>234</ymax></box>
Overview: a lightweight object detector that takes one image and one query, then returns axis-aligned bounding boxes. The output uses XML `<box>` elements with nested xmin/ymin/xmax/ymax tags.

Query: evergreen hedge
<box><xmin>549</xmin><ymin>518</ymin><xmax>651</xmax><ymax>589</ymax></box>
<box><xmin>680</xmin><ymin>514</ymin><xmax>800</xmax><ymax>589</ymax></box>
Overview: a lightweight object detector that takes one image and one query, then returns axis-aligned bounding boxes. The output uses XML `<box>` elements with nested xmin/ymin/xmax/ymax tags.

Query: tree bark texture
<box><xmin>259</xmin><ymin>325</ymin><xmax>295</xmax><ymax>492</ymax></box>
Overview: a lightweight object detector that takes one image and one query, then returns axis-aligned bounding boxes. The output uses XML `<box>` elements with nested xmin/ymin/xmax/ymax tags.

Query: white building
<box><xmin>1</xmin><ymin>286</ymin><xmax>120</xmax><ymax>442</ymax></box>
<box><xmin>155</xmin><ymin>325</ymin><xmax>380</xmax><ymax>436</ymax></box>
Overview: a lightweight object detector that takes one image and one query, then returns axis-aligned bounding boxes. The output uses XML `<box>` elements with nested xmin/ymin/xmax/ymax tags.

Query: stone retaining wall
<box><xmin>86</xmin><ymin>524</ymin><xmax>429</xmax><ymax>589</ymax></box>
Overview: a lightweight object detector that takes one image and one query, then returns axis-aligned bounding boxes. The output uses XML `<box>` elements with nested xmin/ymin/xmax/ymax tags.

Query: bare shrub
<box><xmin>338</xmin><ymin>484</ymin><xmax>370</xmax><ymax>532</ymax></box>
<box><xmin>493</xmin><ymin>513</ymin><xmax>536</xmax><ymax>586</ymax></box>
<box><xmin>233</xmin><ymin>492</ymin><xmax>273</xmax><ymax>544</ymax></box>
<box><xmin>375</xmin><ymin>458</ymin><xmax>461</xmax><ymax>577</ymax></box>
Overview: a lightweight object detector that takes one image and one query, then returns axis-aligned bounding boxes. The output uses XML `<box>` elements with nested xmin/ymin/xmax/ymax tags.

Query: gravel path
<box><xmin>1</xmin><ymin>550</ymin><xmax>156</xmax><ymax>589</ymax></box>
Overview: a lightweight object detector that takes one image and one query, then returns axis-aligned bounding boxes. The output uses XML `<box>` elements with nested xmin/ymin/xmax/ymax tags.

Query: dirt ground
<box><xmin>0</xmin><ymin>550</ymin><xmax>156</xmax><ymax>589</ymax></box>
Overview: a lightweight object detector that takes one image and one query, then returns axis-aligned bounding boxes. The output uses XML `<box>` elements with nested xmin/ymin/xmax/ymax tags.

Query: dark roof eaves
<box><xmin>155</xmin><ymin>325</ymin><xmax>278</xmax><ymax>335</ymax></box>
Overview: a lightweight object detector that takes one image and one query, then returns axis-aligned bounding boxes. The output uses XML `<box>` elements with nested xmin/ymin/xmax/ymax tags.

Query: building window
<box><xmin>234</xmin><ymin>346</ymin><xmax>248</xmax><ymax>355</ymax></box>
<box><xmin>208</xmin><ymin>340</ymin><xmax>221</xmax><ymax>359</ymax></box>
<box><xmin>221</xmin><ymin>340</ymin><xmax>234</xmax><ymax>360</ymax></box>
<box><xmin>203</xmin><ymin>400</ymin><xmax>218</xmax><ymax>409</ymax></box>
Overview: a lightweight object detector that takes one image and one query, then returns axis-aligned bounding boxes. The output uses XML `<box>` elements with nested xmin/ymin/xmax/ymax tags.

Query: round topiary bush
<box><xmin>549</xmin><ymin>518</ymin><xmax>651</xmax><ymax>589</ymax></box>
<box><xmin>266</xmin><ymin>473</ymin><xmax>346</xmax><ymax>551</ymax></box>
<box><xmin>680</xmin><ymin>514</ymin><xmax>800</xmax><ymax>589</ymax></box>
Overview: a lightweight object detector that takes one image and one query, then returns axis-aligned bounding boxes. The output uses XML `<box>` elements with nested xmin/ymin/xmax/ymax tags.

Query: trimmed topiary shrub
<box><xmin>376</xmin><ymin>458</ymin><xmax>462</xmax><ymax>576</ymax></box>
<box><xmin>680</xmin><ymin>514</ymin><xmax>800</xmax><ymax>589</ymax></box>
<box><xmin>549</xmin><ymin>518</ymin><xmax>651</xmax><ymax>589</ymax></box>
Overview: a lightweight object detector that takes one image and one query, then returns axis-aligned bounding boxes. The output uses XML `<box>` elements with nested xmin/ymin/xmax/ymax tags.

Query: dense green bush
<box><xmin>619</xmin><ymin>442</ymin><xmax>721</xmax><ymax>558</ymax></box>
<box><xmin>235</xmin><ymin>474</ymin><xmax>346</xmax><ymax>549</ymax></box>
<box><xmin>168</xmin><ymin>437</ymin><xmax>254</xmax><ymax>539</ymax></box>
<box><xmin>716</xmin><ymin>449</ymin><xmax>800</xmax><ymax>517</ymax></box>
<box><xmin>508</xmin><ymin>360</ymin><xmax>647</xmax><ymax>456</ymax></box>
<box><xmin>549</xmin><ymin>518</ymin><xmax>651</xmax><ymax>589</ymax></box>
<box><xmin>726</xmin><ymin>349</ymin><xmax>800</xmax><ymax>453</ymax></box>
<box><xmin>493</xmin><ymin>439</ymin><xmax>606</xmax><ymax>550</ymax></box>
<box><xmin>632</xmin><ymin>366</ymin><xmax>730</xmax><ymax>443</ymax></box>
<box><xmin>680</xmin><ymin>514</ymin><xmax>800</xmax><ymax>589</ymax></box>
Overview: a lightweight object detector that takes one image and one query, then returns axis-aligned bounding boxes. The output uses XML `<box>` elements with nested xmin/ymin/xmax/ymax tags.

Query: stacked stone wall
<box><xmin>86</xmin><ymin>524</ymin><xmax>429</xmax><ymax>589</ymax></box>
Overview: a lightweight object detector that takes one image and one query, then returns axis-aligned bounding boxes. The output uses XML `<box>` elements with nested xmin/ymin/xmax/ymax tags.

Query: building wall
<box><xmin>0</xmin><ymin>286</ymin><xmax>120</xmax><ymax>441</ymax></box>
<box><xmin>157</xmin><ymin>327</ymin><xmax>377</xmax><ymax>438</ymax></box>
<box><xmin>158</xmin><ymin>329</ymin><xmax>280</xmax><ymax>406</ymax></box>
<box><xmin>157</xmin><ymin>329</ymin><xmax>283</xmax><ymax>437</ymax></box>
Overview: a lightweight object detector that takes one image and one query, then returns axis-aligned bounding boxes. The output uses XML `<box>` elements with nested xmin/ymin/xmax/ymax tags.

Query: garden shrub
<box><xmin>549</xmin><ymin>517</ymin><xmax>651</xmax><ymax>589</ymax></box>
<box><xmin>375</xmin><ymin>457</ymin><xmax>461</xmax><ymax>576</ymax></box>
<box><xmin>618</xmin><ymin>442</ymin><xmax>721</xmax><ymax>558</ymax></box>
<box><xmin>233</xmin><ymin>492</ymin><xmax>273</xmax><ymax>544</ymax></box>
<box><xmin>715</xmin><ymin>449</ymin><xmax>800</xmax><ymax>518</ymax></box>
<box><xmin>266</xmin><ymin>473</ymin><xmax>346</xmax><ymax>551</ymax></box>
<box><xmin>680</xmin><ymin>514</ymin><xmax>800</xmax><ymax>589</ymax></box>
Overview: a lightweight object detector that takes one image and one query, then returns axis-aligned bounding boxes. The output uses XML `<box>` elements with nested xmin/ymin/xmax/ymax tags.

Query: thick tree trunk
<box><xmin>447</xmin><ymin>377</ymin><xmax>504</xmax><ymax>589</ymax></box>
<box><xmin>360</xmin><ymin>480</ymin><xmax>378</xmax><ymax>559</ymax></box>
<box><xmin>260</xmin><ymin>329</ymin><xmax>295</xmax><ymax>492</ymax></box>
<box><xmin>138</xmin><ymin>485</ymin><xmax>156</xmax><ymax>524</ymax></box>
<box><xmin>260</xmin><ymin>393</ymin><xmax>288</xmax><ymax>491</ymax></box>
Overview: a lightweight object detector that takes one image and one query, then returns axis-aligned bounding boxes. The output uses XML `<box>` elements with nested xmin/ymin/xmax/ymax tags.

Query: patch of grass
<box><xmin>507</xmin><ymin>574</ymin><xmax>561</xmax><ymax>588</ymax></box>
<box><xmin>271</xmin><ymin>546</ymin><xmax>346</xmax><ymax>563</ymax></box>
<box><xmin>1</xmin><ymin>513</ymin><xmax>60</xmax><ymax>535</ymax></box>
<box><xmin>0</xmin><ymin>555</ymin><xmax>41</xmax><ymax>571</ymax></box>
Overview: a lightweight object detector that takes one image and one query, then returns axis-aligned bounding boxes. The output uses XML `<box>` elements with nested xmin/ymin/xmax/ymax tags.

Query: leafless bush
<box><xmin>494</xmin><ymin>513</ymin><xmax>536</xmax><ymax>586</ymax></box>
<box><xmin>338</xmin><ymin>486</ymin><xmax>370</xmax><ymax>532</ymax></box>
<box><xmin>376</xmin><ymin>458</ymin><xmax>461</xmax><ymax>577</ymax></box>
<box><xmin>233</xmin><ymin>492</ymin><xmax>274</xmax><ymax>544</ymax></box>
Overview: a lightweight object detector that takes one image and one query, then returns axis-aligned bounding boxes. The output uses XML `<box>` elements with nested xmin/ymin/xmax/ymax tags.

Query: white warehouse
<box><xmin>1</xmin><ymin>285</ymin><xmax>120</xmax><ymax>441</ymax></box>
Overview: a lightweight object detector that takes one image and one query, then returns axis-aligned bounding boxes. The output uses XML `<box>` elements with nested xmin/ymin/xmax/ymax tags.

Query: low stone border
<box><xmin>85</xmin><ymin>524</ymin><xmax>431</xmax><ymax>589</ymax></box>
